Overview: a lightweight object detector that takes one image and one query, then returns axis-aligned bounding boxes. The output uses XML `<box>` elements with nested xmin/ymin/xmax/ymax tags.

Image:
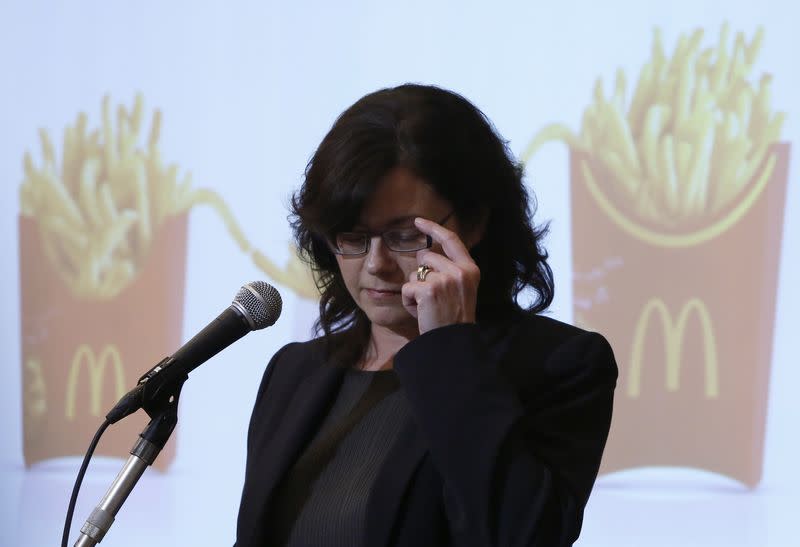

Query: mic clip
<box><xmin>137</xmin><ymin>356</ymin><xmax>173</xmax><ymax>385</ymax></box>
<box><xmin>105</xmin><ymin>356</ymin><xmax>188</xmax><ymax>425</ymax></box>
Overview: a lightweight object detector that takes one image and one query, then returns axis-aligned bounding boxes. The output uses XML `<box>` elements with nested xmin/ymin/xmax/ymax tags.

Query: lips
<box><xmin>364</xmin><ymin>288</ymin><xmax>401</xmax><ymax>299</ymax></box>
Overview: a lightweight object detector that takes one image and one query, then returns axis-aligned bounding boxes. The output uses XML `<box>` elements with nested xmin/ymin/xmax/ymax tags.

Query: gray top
<box><xmin>264</xmin><ymin>368</ymin><xmax>410</xmax><ymax>547</ymax></box>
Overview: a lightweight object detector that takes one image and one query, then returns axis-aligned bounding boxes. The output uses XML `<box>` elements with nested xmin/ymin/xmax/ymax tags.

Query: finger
<box><xmin>401</xmin><ymin>281</ymin><xmax>420</xmax><ymax>316</ymax></box>
<box><xmin>407</xmin><ymin>268</ymin><xmax>443</xmax><ymax>286</ymax></box>
<box><xmin>403</xmin><ymin>276</ymin><xmax>438</xmax><ymax>303</ymax></box>
<box><xmin>416</xmin><ymin>250</ymin><xmax>480</xmax><ymax>287</ymax></box>
<box><xmin>414</xmin><ymin>217</ymin><xmax>473</xmax><ymax>264</ymax></box>
<box><xmin>415</xmin><ymin>250</ymin><xmax>462</xmax><ymax>276</ymax></box>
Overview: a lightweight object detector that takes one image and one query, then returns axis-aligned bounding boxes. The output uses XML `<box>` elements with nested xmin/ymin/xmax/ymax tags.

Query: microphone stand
<box><xmin>72</xmin><ymin>359</ymin><xmax>188</xmax><ymax>546</ymax></box>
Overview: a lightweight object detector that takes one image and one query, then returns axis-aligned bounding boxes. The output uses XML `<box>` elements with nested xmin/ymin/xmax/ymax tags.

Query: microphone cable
<box><xmin>61</xmin><ymin>419</ymin><xmax>111</xmax><ymax>547</ymax></box>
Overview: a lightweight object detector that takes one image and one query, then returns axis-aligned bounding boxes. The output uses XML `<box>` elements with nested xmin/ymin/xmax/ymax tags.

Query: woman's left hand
<box><xmin>401</xmin><ymin>217</ymin><xmax>481</xmax><ymax>335</ymax></box>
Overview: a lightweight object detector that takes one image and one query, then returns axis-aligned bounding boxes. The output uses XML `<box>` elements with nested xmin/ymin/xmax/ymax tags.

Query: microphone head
<box><xmin>232</xmin><ymin>281</ymin><xmax>283</xmax><ymax>330</ymax></box>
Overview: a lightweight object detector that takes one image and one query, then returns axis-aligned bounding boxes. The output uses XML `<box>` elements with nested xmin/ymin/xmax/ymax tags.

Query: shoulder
<box><xmin>502</xmin><ymin>310</ymin><xmax>618</xmax><ymax>386</ymax></box>
<box><xmin>250</xmin><ymin>334</ymin><xmax>332</xmax><ymax>408</ymax></box>
<box><xmin>512</xmin><ymin>311</ymin><xmax>585</xmax><ymax>343</ymax></box>
<box><xmin>260</xmin><ymin>335</ymin><xmax>330</xmax><ymax>385</ymax></box>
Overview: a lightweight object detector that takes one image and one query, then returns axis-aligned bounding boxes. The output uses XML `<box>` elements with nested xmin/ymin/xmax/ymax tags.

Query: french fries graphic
<box><xmin>557</xmin><ymin>24</ymin><xmax>790</xmax><ymax>486</ymax></box>
<box><xmin>524</xmin><ymin>24</ymin><xmax>785</xmax><ymax>242</ymax></box>
<box><xmin>20</xmin><ymin>94</ymin><xmax>318</xmax><ymax>299</ymax></box>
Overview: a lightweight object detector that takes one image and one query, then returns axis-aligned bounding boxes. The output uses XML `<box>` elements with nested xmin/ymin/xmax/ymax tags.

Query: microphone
<box><xmin>106</xmin><ymin>280</ymin><xmax>282</xmax><ymax>423</ymax></box>
<box><xmin>70</xmin><ymin>282</ymin><xmax>282</xmax><ymax>547</ymax></box>
<box><xmin>161</xmin><ymin>280</ymin><xmax>282</xmax><ymax>376</ymax></box>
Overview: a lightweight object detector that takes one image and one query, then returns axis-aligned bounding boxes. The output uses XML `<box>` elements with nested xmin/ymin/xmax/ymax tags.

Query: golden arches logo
<box><xmin>24</xmin><ymin>358</ymin><xmax>47</xmax><ymax>417</ymax></box>
<box><xmin>65</xmin><ymin>344</ymin><xmax>126</xmax><ymax>420</ymax></box>
<box><xmin>627</xmin><ymin>298</ymin><xmax>719</xmax><ymax>398</ymax></box>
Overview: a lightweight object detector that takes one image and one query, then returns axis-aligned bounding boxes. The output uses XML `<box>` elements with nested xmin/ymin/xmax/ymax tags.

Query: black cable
<box><xmin>61</xmin><ymin>419</ymin><xmax>111</xmax><ymax>547</ymax></box>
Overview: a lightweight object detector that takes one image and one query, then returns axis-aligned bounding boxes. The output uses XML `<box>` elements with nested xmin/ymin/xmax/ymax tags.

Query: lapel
<box><xmin>242</xmin><ymin>359</ymin><xmax>345</xmax><ymax>547</ymax></box>
<box><xmin>364</xmin><ymin>317</ymin><xmax>521</xmax><ymax>547</ymax></box>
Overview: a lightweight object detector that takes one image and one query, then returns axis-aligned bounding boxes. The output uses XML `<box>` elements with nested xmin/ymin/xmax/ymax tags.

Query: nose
<box><xmin>364</xmin><ymin>235</ymin><xmax>397</xmax><ymax>275</ymax></box>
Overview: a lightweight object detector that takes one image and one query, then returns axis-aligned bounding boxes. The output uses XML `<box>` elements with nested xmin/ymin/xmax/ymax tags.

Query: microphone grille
<box><xmin>233</xmin><ymin>281</ymin><xmax>283</xmax><ymax>330</ymax></box>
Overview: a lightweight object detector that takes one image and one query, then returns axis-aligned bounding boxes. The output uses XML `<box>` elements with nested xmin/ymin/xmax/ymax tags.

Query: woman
<box><xmin>235</xmin><ymin>84</ymin><xmax>617</xmax><ymax>547</ymax></box>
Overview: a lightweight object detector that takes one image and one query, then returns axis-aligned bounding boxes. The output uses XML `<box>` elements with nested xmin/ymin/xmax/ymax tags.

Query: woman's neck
<box><xmin>361</xmin><ymin>322</ymin><xmax>418</xmax><ymax>371</ymax></box>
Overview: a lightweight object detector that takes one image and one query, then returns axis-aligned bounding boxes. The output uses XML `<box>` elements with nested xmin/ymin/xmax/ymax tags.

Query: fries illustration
<box><xmin>20</xmin><ymin>94</ymin><xmax>318</xmax><ymax>299</ymax></box>
<box><xmin>523</xmin><ymin>24</ymin><xmax>785</xmax><ymax>243</ymax></box>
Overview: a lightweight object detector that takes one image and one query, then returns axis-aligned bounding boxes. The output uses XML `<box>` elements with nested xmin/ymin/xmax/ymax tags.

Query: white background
<box><xmin>1</xmin><ymin>1</ymin><xmax>798</xmax><ymax>545</ymax></box>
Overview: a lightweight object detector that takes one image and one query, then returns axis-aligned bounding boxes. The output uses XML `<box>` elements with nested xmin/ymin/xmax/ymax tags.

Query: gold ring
<box><xmin>416</xmin><ymin>264</ymin><xmax>432</xmax><ymax>282</ymax></box>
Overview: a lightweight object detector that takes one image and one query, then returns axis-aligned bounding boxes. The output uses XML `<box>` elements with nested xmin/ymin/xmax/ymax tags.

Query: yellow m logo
<box><xmin>627</xmin><ymin>298</ymin><xmax>719</xmax><ymax>399</ymax></box>
<box><xmin>65</xmin><ymin>344</ymin><xmax>126</xmax><ymax>420</ymax></box>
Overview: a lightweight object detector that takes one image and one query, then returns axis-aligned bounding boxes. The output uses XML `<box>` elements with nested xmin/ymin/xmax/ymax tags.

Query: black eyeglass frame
<box><xmin>328</xmin><ymin>211</ymin><xmax>454</xmax><ymax>256</ymax></box>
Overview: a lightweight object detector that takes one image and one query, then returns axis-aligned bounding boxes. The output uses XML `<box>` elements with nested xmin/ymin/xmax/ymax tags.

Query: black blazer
<box><xmin>235</xmin><ymin>311</ymin><xmax>617</xmax><ymax>547</ymax></box>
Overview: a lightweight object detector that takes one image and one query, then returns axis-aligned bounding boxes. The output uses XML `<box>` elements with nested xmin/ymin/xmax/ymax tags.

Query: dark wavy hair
<box><xmin>290</xmin><ymin>83</ymin><xmax>553</xmax><ymax>367</ymax></box>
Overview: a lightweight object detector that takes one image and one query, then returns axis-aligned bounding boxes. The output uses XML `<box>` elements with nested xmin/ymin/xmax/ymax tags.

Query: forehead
<box><xmin>356</xmin><ymin>167</ymin><xmax>450</xmax><ymax>228</ymax></box>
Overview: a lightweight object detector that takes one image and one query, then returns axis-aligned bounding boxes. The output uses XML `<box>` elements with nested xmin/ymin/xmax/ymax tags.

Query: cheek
<box><xmin>336</xmin><ymin>257</ymin><xmax>363</xmax><ymax>293</ymax></box>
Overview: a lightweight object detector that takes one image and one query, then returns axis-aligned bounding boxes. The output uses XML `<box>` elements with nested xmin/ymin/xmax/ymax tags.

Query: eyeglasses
<box><xmin>329</xmin><ymin>211</ymin><xmax>454</xmax><ymax>255</ymax></box>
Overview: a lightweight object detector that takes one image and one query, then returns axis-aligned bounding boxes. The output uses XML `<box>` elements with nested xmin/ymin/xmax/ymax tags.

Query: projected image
<box><xmin>1</xmin><ymin>3</ymin><xmax>797</xmax><ymax>546</ymax></box>
<box><xmin>524</xmin><ymin>24</ymin><xmax>788</xmax><ymax>486</ymax></box>
<box><xmin>18</xmin><ymin>95</ymin><xmax>318</xmax><ymax>469</ymax></box>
